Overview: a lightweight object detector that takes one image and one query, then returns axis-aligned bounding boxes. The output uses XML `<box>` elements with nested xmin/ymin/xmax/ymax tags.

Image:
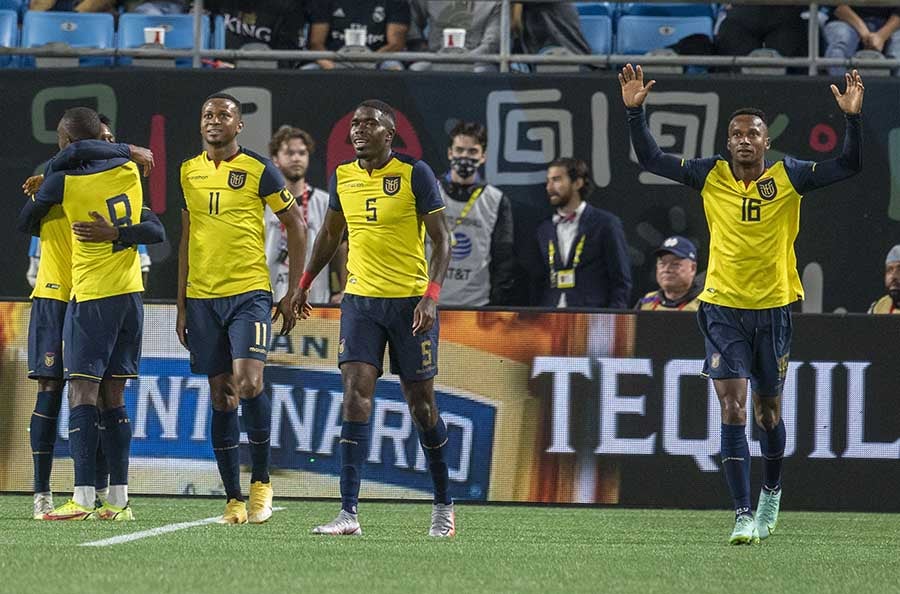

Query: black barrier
<box><xmin>2</xmin><ymin>71</ymin><xmax>899</xmax><ymax>311</ymax></box>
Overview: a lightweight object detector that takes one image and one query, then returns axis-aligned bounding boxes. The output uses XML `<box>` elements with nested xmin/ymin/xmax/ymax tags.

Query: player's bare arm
<box><xmin>328</xmin><ymin>240</ymin><xmax>349</xmax><ymax>304</ymax></box>
<box><xmin>619</xmin><ymin>63</ymin><xmax>656</xmax><ymax>108</ymax></box>
<box><xmin>413</xmin><ymin>211</ymin><xmax>451</xmax><ymax>336</ymax></box>
<box><xmin>831</xmin><ymin>69</ymin><xmax>864</xmax><ymax>115</ymax></box>
<box><xmin>176</xmin><ymin>209</ymin><xmax>190</xmax><ymax>349</ymax></box>
<box><xmin>296</xmin><ymin>208</ymin><xmax>347</xmax><ymax>320</ymax></box>
<box><xmin>272</xmin><ymin>202</ymin><xmax>308</xmax><ymax>335</ymax></box>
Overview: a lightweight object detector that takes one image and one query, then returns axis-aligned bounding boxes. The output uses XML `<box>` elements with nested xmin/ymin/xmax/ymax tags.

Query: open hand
<box><xmin>831</xmin><ymin>69</ymin><xmax>864</xmax><ymax>115</ymax></box>
<box><xmin>72</xmin><ymin>211</ymin><xmax>119</xmax><ymax>242</ymax></box>
<box><xmin>618</xmin><ymin>63</ymin><xmax>656</xmax><ymax>108</ymax></box>
<box><xmin>272</xmin><ymin>294</ymin><xmax>297</xmax><ymax>335</ymax></box>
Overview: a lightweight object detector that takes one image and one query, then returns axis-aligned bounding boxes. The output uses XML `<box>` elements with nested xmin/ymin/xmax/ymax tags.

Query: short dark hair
<box><xmin>729</xmin><ymin>107</ymin><xmax>767</xmax><ymax>126</ymax></box>
<box><xmin>269</xmin><ymin>125</ymin><xmax>316</xmax><ymax>157</ymax></box>
<box><xmin>357</xmin><ymin>99</ymin><xmax>396</xmax><ymax>128</ymax></box>
<box><xmin>204</xmin><ymin>92</ymin><xmax>242</xmax><ymax>116</ymax></box>
<box><xmin>61</xmin><ymin>107</ymin><xmax>101</xmax><ymax>142</ymax></box>
<box><xmin>549</xmin><ymin>157</ymin><xmax>594</xmax><ymax>200</ymax></box>
<box><xmin>449</xmin><ymin>121</ymin><xmax>487</xmax><ymax>150</ymax></box>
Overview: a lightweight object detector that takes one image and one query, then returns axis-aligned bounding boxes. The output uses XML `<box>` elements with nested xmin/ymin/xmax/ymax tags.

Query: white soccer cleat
<box><xmin>429</xmin><ymin>503</ymin><xmax>456</xmax><ymax>538</ymax></box>
<box><xmin>33</xmin><ymin>493</ymin><xmax>54</xmax><ymax>520</ymax></box>
<box><xmin>312</xmin><ymin>510</ymin><xmax>362</xmax><ymax>536</ymax></box>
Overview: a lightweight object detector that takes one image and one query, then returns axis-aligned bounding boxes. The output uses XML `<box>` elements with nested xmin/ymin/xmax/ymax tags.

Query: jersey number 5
<box><xmin>106</xmin><ymin>194</ymin><xmax>133</xmax><ymax>253</ymax></box>
<box><xmin>366</xmin><ymin>198</ymin><xmax>377</xmax><ymax>222</ymax></box>
<box><xmin>741</xmin><ymin>197</ymin><xmax>761</xmax><ymax>222</ymax></box>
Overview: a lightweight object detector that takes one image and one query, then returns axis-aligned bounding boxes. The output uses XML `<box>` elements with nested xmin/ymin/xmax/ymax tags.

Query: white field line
<box><xmin>80</xmin><ymin>506</ymin><xmax>286</xmax><ymax>547</ymax></box>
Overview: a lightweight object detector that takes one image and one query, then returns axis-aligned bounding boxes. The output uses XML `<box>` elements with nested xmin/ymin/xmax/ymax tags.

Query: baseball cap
<box><xmin>654</xmin><ymin>236</ymin><xmax>697</xmax><ymax>261</ymax></box>
<box><xmin>887</xmin><ymin>245</ymin><xmax>900</xmax><ymax>265</ymax></box>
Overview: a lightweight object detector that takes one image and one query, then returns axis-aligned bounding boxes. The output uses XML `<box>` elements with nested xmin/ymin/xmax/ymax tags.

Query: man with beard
<box><xmin>867</xmin><ymin>245</ymin><xmax>900</xmax><ymax>314</ymax></box>
<box><xmin>267</xmin><ymin>125</ymin><xmax>347</xmax><ymax>304</ymax></box>
<box><xmin>535</xmin><ymin>158</ymin><xmax>631</xmax><ymax>309</ymax></box>
<box><xmin>178</xmin><ymin>93</ymin><xmax>308</xmax><ymax>524</ymax></box>
<box><xmin>436</xmin><ymin>121</ymin><xmax>515</xmax><ymax>306</ymax></box>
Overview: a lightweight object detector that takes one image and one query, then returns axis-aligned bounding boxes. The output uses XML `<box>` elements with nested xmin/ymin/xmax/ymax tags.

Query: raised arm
<box><xmin>49</xmin><ymin>140</ymin><xmax>155</xmax><ymax>177</ymax></box>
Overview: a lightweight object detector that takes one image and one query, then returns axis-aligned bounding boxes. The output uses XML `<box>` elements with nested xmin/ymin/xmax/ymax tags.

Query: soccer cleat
<box><xmin>429</xmin><ymin>503</ymin><xmax>456</xmax><ymax>538</ymax></box>
<box><xmin>756</xmin><ymin>488</ymin><xmax>782</xmax><ymax>540</ymax></box>
<box><xmin>97</xmin><ymin>500</ymin><xmax>134</xmax><ymax>521</ymax></box>
<box><xmin>33</xmin><ymin>493</ymin><xmax>54</xmax><ymax>520</ymax></box>
<box><xmin>248</xmin><ymin>481</ymin><xmax>274</xmax><ymax>524</ymax></box>
<box><xmin>42</xmin><ymin>499</ymin><xmax>96</xmax><ymax>521</ymax></box>
<box><xmin>729</xmin><ymin>514</ymin><xmax>759</xmax><ymax>545</ymax></box>
<box><xmin>219</xmin><ymin>498</ymin><xmax>248</xmax><ymax>524</ymax></box>
<box><xmin>312</xmin><ymin>510</ymin><xmax>362</xmax><ymax>536</ymax></box>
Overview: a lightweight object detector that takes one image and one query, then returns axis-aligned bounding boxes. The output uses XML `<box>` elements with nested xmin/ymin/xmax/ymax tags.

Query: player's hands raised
<box><xmin>272</xmin><ymin>294</ymin><xmax>297</xmax><ymax>335</ymax></box>
<box><xmin>127</xmin><ymin>144</ymin><xmax>155</xmax><ymax>177</ymax></box>
<box><xmin>412</xmin><ymin>296</ymin><xmax>437</xmax><ymax>336</ymax></box>
<box><xmin>619</xmin><ymin>64</ymin><xmax>656</xmax><ymax>108</ymax></box>
<box><xmin>22</xmin><ymin>174</ymin><xmax>44</xmax><ymax>196</ymax></box>
<box><xmin>831</xmin><ymin>69</ymin><xmax>864</xmax><ymax>115</ymax></box>
<box><xmin>72</xmin><ymin>211</ymin><xmax>119</xmax><ymax>242</ymax></box>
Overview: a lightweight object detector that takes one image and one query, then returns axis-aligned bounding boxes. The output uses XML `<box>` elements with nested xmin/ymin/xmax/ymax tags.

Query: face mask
<box><xmin>450</xmin><ymin>156</ymin><xmax>479</xmax><ymax>179</ymax></box>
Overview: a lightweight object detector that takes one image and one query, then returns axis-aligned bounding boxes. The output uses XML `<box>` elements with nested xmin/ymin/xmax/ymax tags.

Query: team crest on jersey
<box><xmin>757</xmin><ymin>177</ymin><xmax>777</xmax><ymax>200</ymax></box>
<box><xmin>383</xmin><ymin>176</ymin><xmax>401</xmax><ymax>196</ymax></box>
<box><xmin>44</xmin><ymin>352</ymin><xmax>55</xmax><ymax>368</ymax></box>
<box><xmin>228</xmin><ymin>170</ymin><xmax>247</xmax><ymax>189</ymax></box>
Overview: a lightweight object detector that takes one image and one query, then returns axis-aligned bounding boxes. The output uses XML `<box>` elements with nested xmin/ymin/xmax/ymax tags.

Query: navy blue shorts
<box><xmin>697</xmin><ymin>302</ymin><xmax>792</xmax><ymax>396</ymax></box>
<box><xmin>28</xmin><ymin>297</ymin><xmax>67</xmax><ymax>380</ymax></box>
<box><xmin>339</xmin><ymin>294</ymin><xmax>439</xmax><ymax>381</ymax></box>
<box><xmin>185</xmin><ymin>290</ymin><xmax>272</xmax><ymax>376</ymax></box>
<box><xmin>63</xmin><ymin>293</ymin><xmax>143</xmax><ymax>383</ymax></box>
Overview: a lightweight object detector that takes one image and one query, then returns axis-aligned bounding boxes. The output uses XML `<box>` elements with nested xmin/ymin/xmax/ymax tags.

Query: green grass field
<box><xmin>0</xmin><ymin>495</ymin><xmax>897</xmax><ymax>594</ymax></box>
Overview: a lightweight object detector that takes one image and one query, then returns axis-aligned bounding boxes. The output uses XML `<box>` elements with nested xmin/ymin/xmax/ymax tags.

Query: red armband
<box><xmin>424</xmin><ymin>281</ymin><xmax>441</xmax><ymax>302</ymax></box>
<box><xmin>299</xmin><ymin>272</ymin><xmax>314</xmax><ymax>291</ymax></box>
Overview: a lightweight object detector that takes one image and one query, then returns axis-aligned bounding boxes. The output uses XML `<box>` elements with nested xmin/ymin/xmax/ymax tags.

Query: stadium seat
<box><xmin>853</xmin><ymin>49</ymin><xmax>891</xmax><ymax>77</ymax></box>
<box><xmin>580</xmin><ymin>15</ymin><xmax>613</xmax><ymax>55</ymax></box>
<box><xmin>619</xmin><ymin>3</ymin><xmax>716</xmax><ymax>18</ymax></box>
<box><xmin>615</xmin><ymin>15</ymin><xmax>712</xmax><ymax>55</ymax></box>
<box><xmin>0</xmin><ymin>0</ymin><xmax>24</xmax><ymax>17</ymax></box>
<box><xmin>740</xmin><ymin>48</ymin><xmax>785</xmax><ymax>76</ymax></box>
<box><xmin>212</xmin><ymin>14</ymin><xmax>225</xmax><ymax>50</ymax></box>
<box><xmin>21</xmin><ymin>11</ymin><xmax>115</xmax><ymax>68</ymax></box>
<box><xmin>575</xmin><ymin>2</ymin><xmax>615</xmax><ymax>17</ymax></box>
<box><xmin>117</xmin><ymin>13</ymin><xmax>211</xmax><ymax>68</ymax></box>
<box><xmin>534</xmin><ymin>46</ymin><xmax>581</xmax><ymax>73</ymax></box>
<box><xmin>0</xmin><ymin>9</ymin><xmax>15</xmax><ymax>67</ymax></box>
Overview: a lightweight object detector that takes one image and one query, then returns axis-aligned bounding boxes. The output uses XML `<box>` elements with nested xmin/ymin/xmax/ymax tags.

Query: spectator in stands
<box><xmin>715</xmin><ymin>5</ymin><xmax>808</xmax><ymax>62</ymax></box>
<box><xmin>824</xmin><ymin>5</ymin><xmax>900</xmax><ymax>77</ymax></box>
<box><xmin>29</xmin><ymin>0</ymin><xmax>115</xmax><ymax>11</ymax></box>
<box><xmin>207</xmin><ymin>0</ymin><xmax>312</xmax><ymax>59</ymax></box>
<box><xmin>408</xmin><ymin>0</ymin><xmax>501</xmax><ymax>72</ymax></box>
<box><xmin>536</xmin><ymin>158</ymin><xmax>631</xmax><ymax>309</ymax></box>
<box><xmin>306</xmin><ymin>0</ymin><xmax>409</xmax><ymax>70</ymax></box>
<box><xmin>434</xmin><ymin>121</ymin><xmax>515</xmax><ymax>307</ymax></box>
<box><xmin>867</xmin><ymin>244</ymin><xmax>900</xmax><ymax>314</ymax></box>
<box><xmin>511</xmin><ymin>2</ymin><xmax>591</xmax><ymax>57</ymax></box>
<box><xmin>121</xmin><ymin>0</ymin><xmax>187</xmax><ymax>14</ymax></box>
<box><xmin>634</xmin><ymin>236</ymin><xmax>703</xmax><ymax>311</ymax></box>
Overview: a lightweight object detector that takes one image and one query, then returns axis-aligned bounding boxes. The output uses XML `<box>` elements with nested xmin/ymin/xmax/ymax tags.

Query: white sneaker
<box><xmin>429</xmin><ymin>503</ymin><xmax>456</xmax><ymax>537</ymax></box>
<box><xmin>33</xmin><ymin>493</ymin><xmax>54</xmax><ymax>520</ymax></box>
<box><xmin>312</xmin><ymin>510</ymin><xmax>362</xmax><ymax>536</ymax></box>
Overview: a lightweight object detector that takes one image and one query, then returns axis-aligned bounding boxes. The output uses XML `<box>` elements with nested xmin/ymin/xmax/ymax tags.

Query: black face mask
<box><xmin>450</xmin><ymin>157</ymin><xmax>479</xmax><ymax>180</ymax></box>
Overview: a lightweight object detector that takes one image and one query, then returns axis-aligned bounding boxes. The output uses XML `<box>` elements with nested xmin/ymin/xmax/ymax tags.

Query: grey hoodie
<box><xmin>410</xmin><ymin>0</ymin><xmax>501</xmax><ymax>55</ymax></box>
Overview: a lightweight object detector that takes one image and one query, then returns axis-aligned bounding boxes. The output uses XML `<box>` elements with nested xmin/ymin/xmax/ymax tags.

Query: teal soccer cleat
<box><xmin>756</xmin><ymin>488</ymin><xmax>782</xmax><ymax>539</ymax></box>
<box><xmin>729</xmin><ymin>514</ymin><xmax>759</xmax><ymax>545</ymax></box>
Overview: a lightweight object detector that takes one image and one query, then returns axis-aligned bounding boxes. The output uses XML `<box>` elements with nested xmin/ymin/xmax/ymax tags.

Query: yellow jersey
<box><xmin>30</xmin><ymin>205</ymin><xmax>72</xmax><ymax>302</ymax></box>
<box><xmin>22</xmin><ymin>158</ymin><xmax>146</xmax><ymax>302</ymax></box>
<box><xmin>180</xmin><ymin>148</ymin><xmax>294</xmax><ymax>299</ymax></box>
<box><xmin>329</xmin><ymin>152</ymin><xmax>445</xmax><ymax>298</ymax></box>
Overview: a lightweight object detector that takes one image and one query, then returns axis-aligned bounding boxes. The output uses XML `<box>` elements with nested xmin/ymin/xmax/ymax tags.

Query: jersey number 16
<box><xmin>741</xmin><ymin>197</ymin><xmax>761</xmax><ymax>222</ymax></box>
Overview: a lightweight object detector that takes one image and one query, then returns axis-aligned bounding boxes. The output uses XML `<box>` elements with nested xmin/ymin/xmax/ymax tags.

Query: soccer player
<box><xmin>20</xmin><ymin>115</ymin><xmax>155</xmax><ymax>519</ymax></box>
<box><xmin>178</xmin><ymin>93</ymin><xmax>307</xmax><ymax>524</ymax></box>
<box><xmin>17</xmin><ymin>106</ymin><xmax>166</xmax><ymax>520</ymax></box>
<box><xmin>620</xmin><ymin>64</ymin><xmax>863</xmax><ymax>544</ymax></box>
<box><xmin>267</xmin><ymin>125</ymin><xmax>347</xmax><ymax>304</ymax></box>
<box><xmin>299</xmin><ymin>100</ymin><xmax>454</xmax><ymax>537</ymax></box>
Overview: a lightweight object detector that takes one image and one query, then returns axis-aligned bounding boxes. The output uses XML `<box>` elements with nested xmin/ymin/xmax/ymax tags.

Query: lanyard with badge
<box><xmin>548</xmin><ymin>234</ymin><xmax>586</xmax><ymax>289</ymax></box>
<box><xmin>449</xmin><ymin>186</ymin><xmax>484</xmax><ymax>247</ymax></box>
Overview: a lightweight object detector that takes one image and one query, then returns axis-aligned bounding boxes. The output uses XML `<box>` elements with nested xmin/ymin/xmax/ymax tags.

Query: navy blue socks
<box><xmin>69</xmin><ymin>404</ymin><xmax>99</xmax><ymax>488</ymax></box>
<box><xmin>759</xmin><ymin>418</ymin><xmax>786</xmax><ymax>492</ymax></box>
<box><xmin>721</xmin><ymin>423</ymin><xmax>751</xmax><ymax>517</ymax></box>
<box><xmin>99</xmin><ymin>407</ymin><xmax>131</xmax><ymax>486</ymax></box>
<box><xmin>339</xmin><ymin>421</ymin><xmax>370</xmax><ymax>515</ymax></box>
<box><xmin>212</xmin><ymin>408</ymin><xmax>242</xmax><ymax>501</ymax></box>
<box><xmin>30</xmin><ymin>390</ymin><xmax>62</xmax><ymax>493</ymax></box>
<box><xmin>240</xmin><ymin>393</ymin><xmax>272</xmax><ymax>484</ymax></box>
<box><xmin>418</xmin><ymin>417</ymin><xmax>452</xmax><ymax>505</ymax></box>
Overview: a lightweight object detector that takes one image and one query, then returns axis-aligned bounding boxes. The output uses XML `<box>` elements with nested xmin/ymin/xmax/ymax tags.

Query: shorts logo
<box><xmin>711</xmin><ymin>353</ymin><xmax>721</xmax><ymax>369</ymax></box>
<box><xmin>757</xmin><ymin>177</ymin><xmax>777</xmax><ymax>200</ymax></box>
<box><xmin>383</xmin><ymin>176</ymin><xmax>401</xmax><ymax>196</ymax></box>
<box><xmin>228</xmin><ymin>170</ymin><xmax>247</xmax><ymax>189</ymax></box>
<box><xmin>44</xmin><ymin>352</ymin><xmax>55</xmax><ymax>368</ymax></box>
<box><xmin>339</xmin><ymin>338</ymin><xmax>345</xmax><ymax>355</ymax></box>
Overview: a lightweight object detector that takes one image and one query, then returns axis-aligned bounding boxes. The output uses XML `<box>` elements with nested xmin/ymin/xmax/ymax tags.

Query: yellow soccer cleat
<box><xmin>43</xmin><ymin>499</ymin><xmax>96</xmax><ymax>521</ymax></box>
<box><xmin>219</xmin><ymin>498</ymin><xmax>248</xmax><ymax>524</ymax></box>
<box><xmin>248</xmin><ymin>481</ymin><xmax>274</xmax><ymax>524</ymax></box>
<box><xmin>97</xmin><ymin>501</ymin><xmax>134</xmax><ymax>521</ymax></box>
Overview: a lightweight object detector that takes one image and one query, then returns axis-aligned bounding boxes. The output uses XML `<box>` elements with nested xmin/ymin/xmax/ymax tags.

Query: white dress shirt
<box><xmin>553</xmin><ymin>200</ymin><xmax>586</xmax><ymax>308</ymax></box>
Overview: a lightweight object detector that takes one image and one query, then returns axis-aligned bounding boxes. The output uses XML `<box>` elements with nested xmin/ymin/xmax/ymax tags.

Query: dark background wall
<box><xmin>2</xmin><ymin>70</ymin><xmax>898</xmax><ymax>311</ymax></box>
